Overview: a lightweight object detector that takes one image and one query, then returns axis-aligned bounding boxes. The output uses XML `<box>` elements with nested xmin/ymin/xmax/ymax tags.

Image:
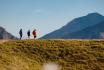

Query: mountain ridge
<box><xmin>62</xmin><ymin>21</ymin><xmax>104</xmax><ymax>39</ymax></box>
<box><xmin>0</xmin><ymin>26</ymin><xmax>17</xmax><ymax>39</ymax></box>
<box><xmin>41</xmin><ymin>13</ymin><xmax>104</xmax><ymax>39</ymax></box>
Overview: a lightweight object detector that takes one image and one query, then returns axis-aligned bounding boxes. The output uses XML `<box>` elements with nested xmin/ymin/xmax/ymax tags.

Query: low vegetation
<box><xmin>0</xmin><ymin>40</ymin><xmax>104</xmax><ymax>70</ymax></box>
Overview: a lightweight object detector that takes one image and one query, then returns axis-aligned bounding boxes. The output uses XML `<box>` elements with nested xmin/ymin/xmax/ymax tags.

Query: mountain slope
<box><xmin>41</xmin><ymin>13</ymin><xmax>104</xmax><ymax>39</ymax></box>
<box><xmin>0</xmin><ymin>26</ymin><xmax>17</xmax><ymax>39</ymax></box>
<box><xmin>62</xmin><ymin>21</ymin><xmax>104</xmax><ymax>39</ymax></box>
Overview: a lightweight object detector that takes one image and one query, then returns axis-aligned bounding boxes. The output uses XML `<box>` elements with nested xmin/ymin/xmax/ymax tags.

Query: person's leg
<box><xmin>34</xmin><ymin>36</ymin><xmax>35</xmax><ymax>39</ymax></box>
<box><xmin>34</xmin><ymin>36</ymin><xmax>36</xmax><ymax>39</ymax></box>
<box><xmin>20</xmin><ymin>35</ymin><xmax>22</xmax><ymax>39</ymax></box>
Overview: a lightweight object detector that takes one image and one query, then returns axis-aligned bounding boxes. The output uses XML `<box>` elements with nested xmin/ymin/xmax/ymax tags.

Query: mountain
<box><xmin>62</xmin><ymin>21</ymin><xmax>104</xmax><ymax>39</ymax></box>
<box><xmin>41</xmin><ymin>13</ymin><xmax>104</xmax><ymax>39</ymax></box>
<box><xmin>0</xmin><ymin>26</ymin><xmax>17</xmax><ymax>39</ymax></box>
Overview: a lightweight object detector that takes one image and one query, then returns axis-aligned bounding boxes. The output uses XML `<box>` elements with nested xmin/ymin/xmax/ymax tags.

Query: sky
<box><xmin>0</xmin><ymin>0</ymin><xmax>104</xmax><ymax>38</ymax></box>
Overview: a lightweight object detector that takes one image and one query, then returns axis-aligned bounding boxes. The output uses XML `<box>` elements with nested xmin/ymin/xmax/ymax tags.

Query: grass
<box><xmin>0</xmin><ymin>40</ymin><xmax>104</xmax><ymax>70</ymax></box>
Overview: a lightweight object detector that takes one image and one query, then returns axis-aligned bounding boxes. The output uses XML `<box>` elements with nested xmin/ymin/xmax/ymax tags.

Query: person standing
<box><xmin>32</xmin><ymin>29</ymin><xmax>36</xmax><ymax>39</ymax></box>
<box><xmin>27</xmin><ymin>30</ymin><xmax>30</xmax><ymax>39</ymax></box>
<box><xmin>19</xmin><ymin>29</ymin><xmax>23</xmax><ymax>39</ymax></box>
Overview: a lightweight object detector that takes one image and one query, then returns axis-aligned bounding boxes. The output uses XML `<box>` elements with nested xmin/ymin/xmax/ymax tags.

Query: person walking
<box><xmin>27</xmin><ymin>30</ymin><xmax>30</xmax><ymax>39</ymax></box>
<box><xmin>19</xmin><ymin>29</ymin><xmax>23</xmax><ymax>39</ymax></box>
<box><xmin>32</xmin><ymin>29</ymin><xmax>36</xmax><ymax>39</ymax></box>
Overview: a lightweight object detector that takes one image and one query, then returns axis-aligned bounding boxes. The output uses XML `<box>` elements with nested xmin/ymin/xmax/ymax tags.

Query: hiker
<box><xmin>32</xmin><ymin>29</ymin><xmax>36</xmax><ymax>39</ymax></box>
<box><xmin>27</xmin><ymin>30</ymin><xmax>30</xmax><ymax>39</ymax></box>
<box><xmin>19</xmin><ymin>29</ymin><xmax>23</xmax><ymax>39</ymax></box>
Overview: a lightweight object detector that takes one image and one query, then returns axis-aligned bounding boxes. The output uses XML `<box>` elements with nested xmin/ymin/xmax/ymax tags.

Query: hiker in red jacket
<box><xmin>32</xmin><ymin>29</ymin><xmax>36</xmax><ymax>39</ymax></box>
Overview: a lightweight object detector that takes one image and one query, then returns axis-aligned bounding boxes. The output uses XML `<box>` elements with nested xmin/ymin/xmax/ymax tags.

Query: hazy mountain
<box><xmin>0</xmin><ymin>26</ymin><xmax>17</xmax><ymax>39</ymax></box>
<box><xmin>41</xmin><ymin>13</ymin><xmax>104</xmax><ymax>39</ymax></box>
<box><xmin>62</xmin><ymin>21</ymin><xmax>104</xmax><ymax>39</ymax></box>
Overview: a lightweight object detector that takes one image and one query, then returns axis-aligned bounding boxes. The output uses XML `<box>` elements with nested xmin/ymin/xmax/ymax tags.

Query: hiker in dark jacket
<box><xmin>19</xmin><ymin>29</ymin><xmax>23</xmax><ymax>39</ymax></box>
<box><xmin>27</xmin><ymin>30</ymin><xmax>30</xmax><ymax>39</ymax></box>
<box><xmin>32</xmin><ymin>29</ymin><xmax>36</xmax><ymax>39</ymax></box>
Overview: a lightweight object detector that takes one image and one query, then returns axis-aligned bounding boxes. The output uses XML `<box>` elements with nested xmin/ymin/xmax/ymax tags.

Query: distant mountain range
<box><xmin>0</xmin><ymin>26</ymin><xmax>17</xmax><ymax>39</ymax></box>
<box><xmin>41</xmin><ymin>13</ymin><xmax>104</xmax><ymax>39</ymax></box>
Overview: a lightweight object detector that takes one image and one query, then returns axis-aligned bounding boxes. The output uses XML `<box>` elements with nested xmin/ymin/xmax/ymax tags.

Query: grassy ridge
<box><xmin>0</xmin><ymin>40</ymin><xmax>104</xmax><ymax>70</ymax></box>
